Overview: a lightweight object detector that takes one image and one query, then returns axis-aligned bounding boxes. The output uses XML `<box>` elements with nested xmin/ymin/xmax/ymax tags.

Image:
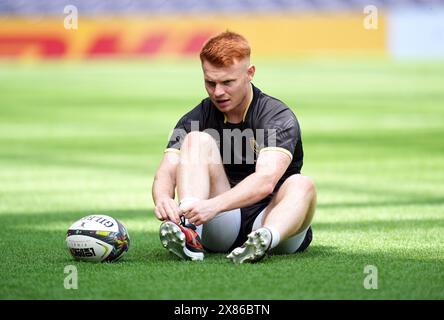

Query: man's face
<box><xmin>202</xmin><ymin>58</ymin><xmax>255</xmax><ymax>115</ymax></box>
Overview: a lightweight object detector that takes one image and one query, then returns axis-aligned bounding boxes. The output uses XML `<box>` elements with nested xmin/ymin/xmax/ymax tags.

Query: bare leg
<box><xmin>227</xmin><ymin>174</ymin><xmax>316</xmax><ymax>263</ymax></box>
<box><xmin>262</xmin><ymin>174</ymin><xmax>317</xmax><ymax>240</ymax></box>
<box><xmin>177</xmin><ymin>131</ymin><xmax>231</xmax><ymax>200</ymax></box>
<box><xmin>174</xmin><ymin>132</ymin><xmax>240</xmax><ymax>253</ymax></box>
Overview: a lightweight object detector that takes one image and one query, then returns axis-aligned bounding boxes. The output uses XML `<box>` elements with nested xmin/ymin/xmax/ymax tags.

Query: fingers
<box><xmin>188</xmin><ymin>216</ymin><xmax>200</xmax><ymax>226</ymax></box>
<box><xmin>185</xmin><ymin>209</ymin><xmax>202</xmax><ymax>226</ymax></box>
<box><xmin>179</xmin><ymin>202</ymin><xmax>207</xmax><ymax>226</ymax></box>
<box><xmin>154</xmin><ymin>199</ymin><xmax>181</xmax><ymax>223</ymax></box>
<box><xmin>158</xmin><ymin>205</ymin><xmax>168</xmax><ymax>221</ymax></box>
<box><xmin>154</xmin><ymin>206</ymin><xmax>166</xmax><ymax>221</ymax></box>
<box><xmin>182</xmin><ymin>209</ymin><xmax>193</xmax><ymax>220</ymax></box>
<box><xmin>165</xmin><ymin>200</ymin><xmax>181</xmax><ymax>224</ymax></box>
<box><xmin>179</xmin><ymin>202</ymin><xmax>192</xmax><ymax>213</ymax></box>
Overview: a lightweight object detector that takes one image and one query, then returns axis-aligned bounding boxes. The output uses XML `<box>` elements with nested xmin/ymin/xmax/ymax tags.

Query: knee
<box><xmin>285</xmin><ymin>174</ymin><xmax>316</xmax><ymax>197</ymax></box>
<box><xmin>183</xmin><ymin>131</ymin><xmax>217</xmax><ymax>149</ymax></box>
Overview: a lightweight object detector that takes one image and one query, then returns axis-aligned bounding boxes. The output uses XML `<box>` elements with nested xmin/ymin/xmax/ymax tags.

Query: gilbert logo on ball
<box><xmin>66</xmin><ymin>215</ymin><xmax>130</xmax><ymax>262</ymax></box>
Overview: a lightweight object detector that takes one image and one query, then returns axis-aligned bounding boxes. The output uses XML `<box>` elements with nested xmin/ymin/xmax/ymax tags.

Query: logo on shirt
<box><xmin>249</xmin><ymin>138</ymin><xmax>260</xmax><ymax>157</ymax></box>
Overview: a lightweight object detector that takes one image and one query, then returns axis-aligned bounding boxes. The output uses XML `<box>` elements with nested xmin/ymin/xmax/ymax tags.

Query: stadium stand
<box><xmin>0</xmin><ymin>0</ymin><xmax>443</xmax><ymax>16</ymax></box>
<box><xmin>1</xmin><ymin>0</ymin><xmax>443</xmax><ymax>59</ymax></box>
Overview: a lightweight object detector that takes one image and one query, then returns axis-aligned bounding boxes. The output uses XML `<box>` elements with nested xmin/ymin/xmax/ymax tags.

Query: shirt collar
<box><xmin>223</xmin><ymin>83</ymin><xmax>254</xmax><ymax>124</ymax></box>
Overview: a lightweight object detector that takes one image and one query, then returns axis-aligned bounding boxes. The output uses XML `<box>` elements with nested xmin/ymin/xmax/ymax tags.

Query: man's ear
<box><xmin>247</xmin><ymin>64</ymin><xmax>256</xmax><ymax>81</ymax></box>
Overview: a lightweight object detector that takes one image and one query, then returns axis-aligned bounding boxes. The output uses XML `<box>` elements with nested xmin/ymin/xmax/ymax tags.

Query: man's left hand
<box><xmin>181</xmin><ymin>199</ymin><xmax>219</xmax><ymax>226</ymax></box>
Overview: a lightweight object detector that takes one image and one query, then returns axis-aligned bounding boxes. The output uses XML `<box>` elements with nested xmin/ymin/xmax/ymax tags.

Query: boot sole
<box><xmin>159</xmin><ymin>221</ymin><xmax>204</xmax><ymax>261</ymax></box>
<box><xmin>227</xmin><ymin>228</ymin><xmax>271</xmax><ymax>264</ymax></box>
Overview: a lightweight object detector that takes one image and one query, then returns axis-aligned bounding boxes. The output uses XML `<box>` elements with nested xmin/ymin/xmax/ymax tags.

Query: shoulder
<box><xmin>259</xmin><ymin>92</ymin><xmax>292</xmax><ymax>113</ymax></box>
<box><xmin>250</xmin><ymin>86</ymin><xmax>298</xmax><ymax>127</ymax></box>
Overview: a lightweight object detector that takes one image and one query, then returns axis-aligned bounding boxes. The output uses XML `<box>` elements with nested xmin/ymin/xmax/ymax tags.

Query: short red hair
<box><xmin>200</xmin><ymin>31</ymin><xmax>251</xmax><ymax>67</ymax></box>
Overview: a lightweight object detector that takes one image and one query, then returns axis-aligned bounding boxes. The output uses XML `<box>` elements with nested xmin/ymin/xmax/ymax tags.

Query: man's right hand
<box><xmin>154</xmin><ymin>198</ymin><xmax>182</xmax><ymax>224</ymax></box>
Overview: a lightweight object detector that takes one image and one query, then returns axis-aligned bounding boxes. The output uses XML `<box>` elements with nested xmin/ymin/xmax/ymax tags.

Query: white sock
<box><xmin>179</xmin><ymin>197</ymin><xmax>200</xmax><ymax>209</ymax></box>
<box><xmin>179</xmin><ymin>197</ymin><xmax>203</xmax><ymax>238</ymax></box>
<box><xmin>265</xmin><ymin>226</ymin><xmax>281</xmax><ymax>249</ymax></box>
<box><xmin>196</xmin><ymin>224</ymin><xmax>203</xmax><ymax>238</ymax></box>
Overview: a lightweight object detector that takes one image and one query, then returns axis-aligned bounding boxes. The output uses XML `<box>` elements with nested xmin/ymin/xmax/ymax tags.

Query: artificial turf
<box><xmin>0</xmin><ymin>58</ymin><xmax>443</xmax><ymax>299</ymax></box>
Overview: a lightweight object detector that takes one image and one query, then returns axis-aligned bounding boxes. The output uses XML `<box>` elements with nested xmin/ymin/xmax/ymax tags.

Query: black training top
<box><xmin>166</xmin><ymin>84</ymin><xmax>303</xmax><ymax>203</ymax></box>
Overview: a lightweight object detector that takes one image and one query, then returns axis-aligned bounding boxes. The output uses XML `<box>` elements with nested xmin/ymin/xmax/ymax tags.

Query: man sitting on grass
<box><xmin>152</xmin><ymin>31</ymin><xmax>316</xmax><ymax>263</ymax></box>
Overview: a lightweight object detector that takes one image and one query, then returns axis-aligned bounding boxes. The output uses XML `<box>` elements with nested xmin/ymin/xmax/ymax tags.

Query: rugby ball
<box><xmin>66</xmin><ymin>215</ymin><xmax>130</xmax><ymax>262</ymax></box>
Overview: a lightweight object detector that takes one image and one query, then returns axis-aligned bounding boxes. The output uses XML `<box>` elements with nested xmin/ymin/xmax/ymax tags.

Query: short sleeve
<box><xmin>255</xmin><ymin>105</ymin><xmax>300</xmax><ymax>161</ymax></box>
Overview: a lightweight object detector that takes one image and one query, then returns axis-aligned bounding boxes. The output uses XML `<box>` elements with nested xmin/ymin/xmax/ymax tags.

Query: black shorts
<box><xmin>228</xmin><ymin>201</ymin><xmax>313</xmax><ymax>254</ymax></box>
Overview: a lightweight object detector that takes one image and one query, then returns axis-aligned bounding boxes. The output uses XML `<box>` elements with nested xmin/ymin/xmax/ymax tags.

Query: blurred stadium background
<box><xmin>1</xmin><ymin>0</ymin><xmax>443</xmax><ymax>299</ymax></box>
<box><xmin>1</xmin><ymin>0</ymin><xmax>444</xmax><ymax>59</ymax></box>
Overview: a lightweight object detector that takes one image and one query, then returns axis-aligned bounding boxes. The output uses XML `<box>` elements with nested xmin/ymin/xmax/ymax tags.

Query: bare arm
<box><xmin>182</xmin><ymin>150</ymin><xmax>292</xmax><ymax>225</ymax></box>
<box><xmin>212</xmin><ymin>150</ymin><xmax>291</xmax><ymax>212</ymax></box>
<box><xmin>152</xmin><ymin>151</ymin><xmax>181</xmax><ymax>223</ymax></box>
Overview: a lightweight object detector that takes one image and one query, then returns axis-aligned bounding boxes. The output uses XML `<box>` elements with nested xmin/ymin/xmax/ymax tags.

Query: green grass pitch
<box><xmin>0</xmin><ymin>58</ymin><xmax>443</xmax><ymax>299</ymax></box>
